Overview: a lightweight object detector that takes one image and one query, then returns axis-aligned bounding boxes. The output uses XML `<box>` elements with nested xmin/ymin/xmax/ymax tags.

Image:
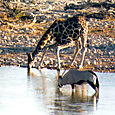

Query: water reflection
<box><xmin>52</xmin><ymin>85</ymin><xmax>99</xmax><ymax>115</ymax></box>
<box><xmin>1</xmin><ymin>67</ymin><xmax>115</xmax><ymax>115</ymax></box>
<box><xmin>29</xmin><ymin>69</ymin><xmax>99</xmax><ymax>115</ymax></box>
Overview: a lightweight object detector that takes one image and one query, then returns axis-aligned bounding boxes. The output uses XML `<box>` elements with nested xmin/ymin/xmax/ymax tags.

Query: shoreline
<box><xmin>0</xmin><ymin>65</ymin><xmax>114</xmax><ymax>73</ymax></box>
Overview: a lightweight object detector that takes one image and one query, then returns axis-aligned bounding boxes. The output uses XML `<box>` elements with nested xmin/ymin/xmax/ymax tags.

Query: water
<box><xmin>0</xmin><ymin>66</ymin><xmax>115</xmax><ymax>115</ymax></box>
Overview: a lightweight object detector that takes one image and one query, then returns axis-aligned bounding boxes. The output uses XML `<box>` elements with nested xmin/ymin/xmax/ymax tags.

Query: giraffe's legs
<box><xmin>39</xmin><ymin>43</ymin><xmax>58</xmax><ymax>69</ymax></box>
<box><xmin>79</xmin><ymin>34</ymin><xmax>87</xmax><ymax>68</ymax></box>
<box><xmin>67</xmin><ymin>37</ymin><xmax>87</xmax><ymax>69</ymax></box>
<box><xmin>79</xmin><ymin>46</ymin><xmax>87</xmax><ymax>68</ymax></box>
<box><xmin>38</xmin><ymin>44</ymin><xmax>62</xmax><ymax>78</ymax></box>
<box><xmin>68</xmin><ymin>41</ymin><xmax>80</xmax><ymax>67</ymax></box>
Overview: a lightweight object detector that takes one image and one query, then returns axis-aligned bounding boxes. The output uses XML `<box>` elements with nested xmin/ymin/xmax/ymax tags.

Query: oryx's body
<box><xmin>58</xmin><ymin>69</ymin><xmax>99</xmax><ymax>92</ymax></box>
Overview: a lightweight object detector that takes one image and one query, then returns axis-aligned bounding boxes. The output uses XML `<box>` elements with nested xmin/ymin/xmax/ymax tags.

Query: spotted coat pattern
<box><xmin>28</xmin><ymin>15</ymin><xmax>88</xmax><ymax>70</ymax></box>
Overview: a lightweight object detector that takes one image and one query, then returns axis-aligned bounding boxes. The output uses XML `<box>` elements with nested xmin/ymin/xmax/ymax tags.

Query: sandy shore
<box><xmin>0</xmin><ymin>0</ymin><xmax>115</xmax><ymax>72</ymax></box>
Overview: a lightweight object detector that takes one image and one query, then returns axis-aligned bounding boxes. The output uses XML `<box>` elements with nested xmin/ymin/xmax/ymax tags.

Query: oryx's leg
<box><xmin>71</xmin><ymin>84</ymin><xmax>75</xmax><ymax>90</ymax></box>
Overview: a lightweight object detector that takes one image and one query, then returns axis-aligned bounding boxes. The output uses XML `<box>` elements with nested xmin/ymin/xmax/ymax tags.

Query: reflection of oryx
<box><xmin>58</xmin><ymin>69</ymin><xmax>99</xmax><ymax>92</ymax></box>
<box><xmin>55</xmin><ymin>85</ymin><xmax>99</xmax><ymax>114</ymax></box>
<box><xmin>70</xmin><ymin>87</ymin><xmax>99</xmax><ymax>103</ymax></box>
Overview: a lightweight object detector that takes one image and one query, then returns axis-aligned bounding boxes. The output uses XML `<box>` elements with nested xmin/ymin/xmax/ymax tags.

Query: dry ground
<box><xmin>0</xmin><ymin>0</ymin><xmax>115</xmax><ymax>72</ymax></box>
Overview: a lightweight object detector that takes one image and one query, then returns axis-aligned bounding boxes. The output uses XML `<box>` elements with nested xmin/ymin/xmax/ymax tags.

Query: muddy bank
<box><xmin>0</xmin><ymin>0</ymin><xmax>115</xmax><ymax>72</ymax></box>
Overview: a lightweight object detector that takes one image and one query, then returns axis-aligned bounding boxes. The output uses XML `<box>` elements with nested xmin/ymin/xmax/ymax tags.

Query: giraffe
<box><xmin>27</xmin><ymin>15</ymin><xmax>88</xmax><ymax>74</ymax></box>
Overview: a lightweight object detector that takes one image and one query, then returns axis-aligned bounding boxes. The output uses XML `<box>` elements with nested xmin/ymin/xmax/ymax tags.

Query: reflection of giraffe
<box><xmin>27</xmin><ymin>16</ymin><xmax>88</xmax><ymax>73</ymax></box>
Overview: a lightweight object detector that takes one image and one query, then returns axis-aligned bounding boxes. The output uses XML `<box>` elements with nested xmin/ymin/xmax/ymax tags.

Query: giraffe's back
<box><xmin>33</xmin><ymin>16</ymin><xmax>88</xmax><ymax>55</ymax></box>
<box><xmin>50</xmin><ymin>16</ymin><xmax>88</xmax><ymax>45</ymax></box>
